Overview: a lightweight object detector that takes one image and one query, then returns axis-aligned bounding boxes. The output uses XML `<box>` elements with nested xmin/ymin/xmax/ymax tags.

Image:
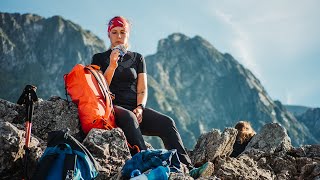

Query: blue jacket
<box><xmin>121</xmin><ymin>149</ymin><xmax>181</xmax><ymax>178</ymax></box>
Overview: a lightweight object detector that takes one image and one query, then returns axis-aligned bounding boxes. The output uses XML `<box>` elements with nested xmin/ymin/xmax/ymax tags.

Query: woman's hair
<box><xmin>234</xmin><ymin>121</ymin><xmax>256</xmax><ymax>144</ymax></box>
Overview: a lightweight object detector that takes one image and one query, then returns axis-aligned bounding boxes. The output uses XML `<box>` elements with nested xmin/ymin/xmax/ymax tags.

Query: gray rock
<box><xmin>0</xmin><ymin>98</ymin><xmax>24</xmax><ymax>125</ymax></box>
<box><xmin>215</xmin><ymin>155</ymin><xmax>275</xmax><ymax>180</ymax></box>
<box><xmin>244</xmin><ymin>123</ymin><xmax>292</xmax><ymax>155</ymax></box>
<box><xmin>1</xmin><ymin>97</ymin><xmax>81</xmax><ymax>143</ymax></box>
<box><xmin>190</xmin><ymin>128</ymin><xmax>237</xmax><ymax>166</ymax></box>
<box><xmin>300</xmin><ymin>162</ymin><xmax>320</xmax><ymax>180</ymax></box>
<box><xmin>0</xmin><ymin>121</ymin><xmax>42</xmax><ymax>179</ymax></box>
<box><xmin>83</xmin><ymin>128</ymin><xmax>131</xmax><ymax>178</ymax></box>
<box><xmin>289</xmin><ymin>144</ymin><xmax>320</xmax><ymax>158</ymax></box>
<box><xmin>30</xmin><ymin>96</ymin><xmax>81</xmax><ymax>141</ymax></box>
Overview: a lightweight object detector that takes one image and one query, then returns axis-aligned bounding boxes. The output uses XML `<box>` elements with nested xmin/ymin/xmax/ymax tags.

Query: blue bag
<box><xmin>122</xmin><ymin>149</ymin><xmax>181</xmax><ymax>178</ymax></box>
<box><xmin>31</xmin><ymin>130</ymin><xmax>100</xmax><ymax>180</ymax></box>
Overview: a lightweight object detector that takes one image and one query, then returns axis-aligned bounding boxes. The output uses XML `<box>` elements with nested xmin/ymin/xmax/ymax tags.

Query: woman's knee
<box><xmin>162</xmin><ymin>116</ymin><xmax>176</xmax><ymax>128</ymax></box>
<box><xmin>114</xmin><ymin>106</ymin><xmax>138</xmax><ymax>126</ymax></box>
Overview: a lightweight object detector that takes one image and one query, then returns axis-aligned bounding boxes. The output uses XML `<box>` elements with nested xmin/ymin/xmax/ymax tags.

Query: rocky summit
<box><xmin>0</xmin><ymin>97</ymin><xmax>319</xmax><ymax>179</ymax></box>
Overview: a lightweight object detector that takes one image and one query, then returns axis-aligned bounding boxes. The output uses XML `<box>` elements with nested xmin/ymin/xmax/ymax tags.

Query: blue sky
<box><xmin>1</xmin><ymin>0</ymin><xmax>320</xmax><ymax>107</ymax></box>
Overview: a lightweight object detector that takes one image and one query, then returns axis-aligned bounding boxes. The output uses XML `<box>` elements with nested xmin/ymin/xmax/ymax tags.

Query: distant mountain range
<box><xmin>0</xmin><ymin>12</ymin><xmax>319</xmax><ymax>149</ymax></box>
<box><xmin>285</xmin><ymin>105</ymin><xmax>310</xmax><ymax>116</ymax></box>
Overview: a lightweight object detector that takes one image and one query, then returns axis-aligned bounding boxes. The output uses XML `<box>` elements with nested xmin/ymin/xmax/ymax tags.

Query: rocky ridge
<box><xmin>0</xmin><ymin>12</ymin><xmax>105</xmax><ymax>102</ymax></box>
<box><xmin>0</xmin><ymin>97</ymin><xmax>319</xmax><ymax>179</ymax></box>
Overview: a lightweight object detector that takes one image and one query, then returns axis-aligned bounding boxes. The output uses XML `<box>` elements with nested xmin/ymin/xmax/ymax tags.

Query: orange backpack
<box><xmin>64</xmin><ymin>64</ymin><xmax>117</xmax><ymax>134</ymax></box>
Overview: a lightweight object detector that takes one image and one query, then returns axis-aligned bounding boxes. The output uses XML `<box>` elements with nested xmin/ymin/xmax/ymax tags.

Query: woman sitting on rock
<box><xmin>230</xmin><ymin>121</ymin><xmax>256</xmax><ymax>157</ymax></box>
<box><xmin>91</xmin><ymin>16</ymin><xmax>213</xmax><ymax>178</ymax></box>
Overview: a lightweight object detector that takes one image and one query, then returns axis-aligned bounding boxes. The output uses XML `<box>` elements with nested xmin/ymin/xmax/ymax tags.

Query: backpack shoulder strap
<box><xmin>31</xmin><ymin>154</ymin><xmax>58</xmax><ymax>180</ymax></box>
<box><xmin>63</xmin><ymin>154</ymin><xmax>77</xmax><ymax>180</ymax></box>
<box><xmin>63</xmin><ymin>74</ymin><xmax>70</xmax><ymax>103</ymax></box>
<box><xmin>85</xmin><ymin>65</ymin><xmax>112</xmax><ymax>108</ymax></box>
<box><xmin>66</xmin><ymin>133</ymin><xmax>102</xmax><ymax>172</ymax></box>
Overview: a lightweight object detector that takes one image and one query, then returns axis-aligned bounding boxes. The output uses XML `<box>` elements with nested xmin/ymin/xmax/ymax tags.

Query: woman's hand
<box><xmin>109</xmin><ymin>49</ymin><xmax>120</xmax><ymax>70</ymax></box>
<box><xmin>133</xmin><ymin>106</ymin><xmax>143</xmax><ymax>123</ymax></box>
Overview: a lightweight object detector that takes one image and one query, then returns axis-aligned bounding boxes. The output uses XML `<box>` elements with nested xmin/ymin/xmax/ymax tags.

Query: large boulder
<box><xmin>214</xmin><ymin>155</ymin><xmax>275</xmax><ymax>180</ymax></box>
<box><xmin>0</xmin><ymin>121</ymin><xmax>42</xmax><ymax>179</ymax></box>
<box><xmin>82</xmin><ymin>128</ymin><xmax>131</xmax><ymax>179</ymax></box>
<box><xmin>26</xmin><ymin>96</ymin><xmax>81</xmax><ymax>141</ymax></box>
<box><xmin>244</xmin><ymin>123</ymin><xmax>293</xmax><ymax>155</ymax></box>
<box><xmin>190</xmin><ymin>128</ymin><xmax>237</xmax><ymax>166</ymax></box>
<box><xmin>0</xmin><ymin>97</ymin><xmax>81</xmax><ymax>143</ymax></box>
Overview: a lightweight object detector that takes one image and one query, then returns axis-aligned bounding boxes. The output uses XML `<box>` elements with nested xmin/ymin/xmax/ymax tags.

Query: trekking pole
<box><xmin>17</xmin><ymin>85</ymin><xmax>38</xmax><ymax>180</ymax></box>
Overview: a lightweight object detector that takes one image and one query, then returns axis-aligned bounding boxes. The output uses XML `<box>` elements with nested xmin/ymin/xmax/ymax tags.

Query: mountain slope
<box><xmin>145</xmin><ymin>33</ymin><xmax>318</xmax><ymax>148</ymax></box>
<box><xmin>296</xmin><ymin>108</ymin><xmax>320</xmax><ymax>140</ymax></box>
<box><xmin>0</xmin><ymin>12</ymin><xmax>105</xmax><ymax>102</ymax></box>
<box><xmin>285</xmin><ymin>105</ymin><xmax>310</xmax><ymax>116</ymax></box>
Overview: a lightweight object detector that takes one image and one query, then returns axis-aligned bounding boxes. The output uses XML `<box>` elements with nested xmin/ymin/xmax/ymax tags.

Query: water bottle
<box><xmin>112</xmin><ymin>44</ymin><xmax>127</xmax><ymax>57</ymax></box>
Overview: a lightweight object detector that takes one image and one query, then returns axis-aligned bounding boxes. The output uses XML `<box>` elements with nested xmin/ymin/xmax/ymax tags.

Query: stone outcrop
<box><xmin>0</xmin><ymin>121</ymin><xmax>42</xmax><ymax>179</ymax></box>
<box><xmin>190</xmin><ymin>128</ymin><xmax>237</xmax><ymax>166</ymax></box>
<box><xmin>83</xmin><ymin>128</ymin><xmax>131</xmax><ymax>178</ymax></box>
<box><xmin>244</xmin><ymin>123</ymin><xmax>293</xmax><ymax>155</ymax></box>
<box><xmin>1</xmin><ymin>97</ymin><xmax>320</xmax><ymax>179</ymax></box>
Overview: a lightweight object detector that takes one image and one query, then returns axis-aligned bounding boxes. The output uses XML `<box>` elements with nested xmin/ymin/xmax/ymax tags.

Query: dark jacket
<box><xmin>230</xmin><ymin>136</ymin><xmax>254</xmax><ymax>157</ymax></box>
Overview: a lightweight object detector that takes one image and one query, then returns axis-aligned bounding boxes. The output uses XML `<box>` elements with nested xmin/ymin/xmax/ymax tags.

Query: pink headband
<box><xmin>108</xmin><ymin>17</ymin><xmax>129</xmax><ymax>33</ymax></box>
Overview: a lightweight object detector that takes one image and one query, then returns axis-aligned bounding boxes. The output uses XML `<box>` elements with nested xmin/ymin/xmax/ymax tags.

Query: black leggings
<box><xmin>113</xmin><ymin>105</ymin><xmax>193</xmax><ymax>169</ymax></box>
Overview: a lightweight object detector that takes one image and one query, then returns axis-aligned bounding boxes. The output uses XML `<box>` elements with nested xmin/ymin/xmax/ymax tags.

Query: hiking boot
<box><xmin>189</xmin><ymin>161</ymin><xmax>214</xmax><ymax>179</ymax></box>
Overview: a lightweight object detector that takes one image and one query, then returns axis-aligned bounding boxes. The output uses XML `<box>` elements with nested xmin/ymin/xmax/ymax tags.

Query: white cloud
<box><xmin>206</xmin><ymin>1</ymin><xmax>320</xmax><ymax>107</ymax></box>
<box><xmin>214</xmin><ymin>10</ymin><xmax>262</xmax><ymax>79</ymax></box>
<box><xmin>285</xmin><ymin>91</ymin><xmax>293</xmax><ymax>105</ymax></box>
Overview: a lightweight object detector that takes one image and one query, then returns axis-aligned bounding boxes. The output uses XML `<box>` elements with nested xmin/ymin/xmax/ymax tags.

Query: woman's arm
<box><xmin>133</xmin><ymin>73</ymin><xmax>148</xmax><ymax>123</ymax></box>
<box><xmin>136</xmin><ymin>73</ymin><xmax>148</xmax><ymax>106</ymax></box>
<box><xmin>104</xmin><ymin>49</ymin><xmax>120</xmax><ymax>85</ymax></box>
<box><xmin>104</xmin><ymin>66</ymin><xmax>116</xmax><ymax>85</ymax></box>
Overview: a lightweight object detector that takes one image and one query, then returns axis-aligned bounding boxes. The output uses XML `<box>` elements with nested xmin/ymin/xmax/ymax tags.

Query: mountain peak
<box><xmin>157</xmin><ymin>33</ymin><xmax>222</xmax><ymax>60</ymax></box>
<box><xmin>157</xmin><ymin>33</ymin><xmax>189</xmax><ymax>52</ymax></box>
<box><xmin>146</xmin><ymin>31</ymin><xmax>318</xmax><ymax>148</ymax></box>
<box><xmin>168</xmin><ymin>33</ymin><xmax>190</xmax><ymax>42</ymax></box>
<box><xmin>0</xmin><ymin>12</ymin><xmax>106</xmax><ymax>102</ymax></box>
